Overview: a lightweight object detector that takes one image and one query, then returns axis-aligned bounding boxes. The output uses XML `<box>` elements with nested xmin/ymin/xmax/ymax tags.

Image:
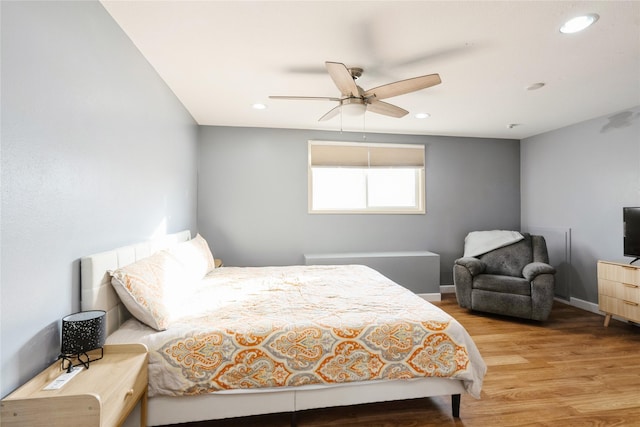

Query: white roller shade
<box><xmin>309</xmin><ymin>141</ymin><xmax>424</xmax><ymax>168</ymax></box>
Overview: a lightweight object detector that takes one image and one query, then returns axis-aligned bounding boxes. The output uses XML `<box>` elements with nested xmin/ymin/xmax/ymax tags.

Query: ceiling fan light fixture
<box><xmin>560</xmin><ymin>14</ymin><xmax>599</xmax><ymax>34</ymax></box>
<box><xmin>252</xmin><ymin>103</ymin><xmax>267</xmax><ymax>110</ymax></box>
<box><xmin>340</xmin><ymin>98</ymin><xmax>367</xmax><ymax>116</ymax></box>
<box><xmin>415</xmin><ymin>112</ymin><xmax>430</xmax><ymax>119</ymax></box>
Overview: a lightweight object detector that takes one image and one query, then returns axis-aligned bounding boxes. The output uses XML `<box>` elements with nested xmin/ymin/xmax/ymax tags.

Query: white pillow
<box><xmin>165</xmin><ymin>234</ymin><xmax>216</xmax><ymax>281</ymax></box>
<box><xmin>110</xmin><ymin>250</ymin><xmax>186</xmax><ymax>331</ymax></box>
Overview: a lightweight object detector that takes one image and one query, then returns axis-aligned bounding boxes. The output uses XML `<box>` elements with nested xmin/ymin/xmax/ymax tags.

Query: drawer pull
<box><xmin>623</xmin><ymin>283</ymin><xmax>639</xmax><ymax>288</ymax></box>
<box><xmin>125</xmin><ymin>389</ymin><xmax>134</xmax><ymax>398</ymax></box>
<box><xmin>623</xmin><ymin>300</ymin><xmax>639</xmax><ymax>306</ymax></box>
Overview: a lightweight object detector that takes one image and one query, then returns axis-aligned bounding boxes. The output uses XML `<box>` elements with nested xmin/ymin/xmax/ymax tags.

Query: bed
<box><xmin>80</xmin><ymin>231</ymin><xmax>486</xmax><ymax>426</ymax></box>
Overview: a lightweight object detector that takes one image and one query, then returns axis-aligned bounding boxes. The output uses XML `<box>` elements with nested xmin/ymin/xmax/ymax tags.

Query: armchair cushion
<box><xmin>479</xmin><ymin>235</ymin><xmax>533</xmax><ymax>277</ymax></box>
<box><xmin>522</xmin><ymin>262</ymin><xmax>556</xmax><ymax>281</ymax></box>
<box><xmin>473</xmin><ymin>274</ymin><xmax>531</xmax><ymax>296</ymax></box>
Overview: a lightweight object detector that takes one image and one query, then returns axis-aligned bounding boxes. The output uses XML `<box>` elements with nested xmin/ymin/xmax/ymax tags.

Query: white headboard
<box><xmin>80</xmin><ymin>230</ymin><xmax>192</xmax><ymax>336</ymax></box>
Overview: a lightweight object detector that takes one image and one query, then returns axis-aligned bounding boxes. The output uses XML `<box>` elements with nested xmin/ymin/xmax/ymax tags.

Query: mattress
<box><xmin>107</xmin><ymin>265</ymin><xmax>486</xmax><ymax>398</ymax></box>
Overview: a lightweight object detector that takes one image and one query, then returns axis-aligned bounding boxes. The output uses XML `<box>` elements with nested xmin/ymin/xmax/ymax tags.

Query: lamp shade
<box><xmin>61</xmin><ymin>310</ymin><xmax>106</xmax><ymax>355</ymax></box>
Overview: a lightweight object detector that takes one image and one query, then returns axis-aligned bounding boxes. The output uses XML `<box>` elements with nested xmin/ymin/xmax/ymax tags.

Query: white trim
<box><xmin>444</xmin><ymin>288</ymin><xmax>608</xmax><ymax>317</ymax></box>
<box><xmin>418</xmin><ymin>293</ymin><xmax>442</xmax><ymax>302</ymax></box>
<box><xmin>555</xmin><ymin>296</ymin><xmax>640</xmax><ymax>326</ymax></box>
<box><xmin>554</xmin><ymin>296</ymin><xmax>600</xmax><ymax>314</ymax></box>
<box><xmin>309</xmin><ymin>139</ymin><xmax>424</xmax><ymax>151</ymax></box>
<box><xmin>440</xmin><ymin>285</ymin><xmax>456</xmax><ymax>294</ymax></box>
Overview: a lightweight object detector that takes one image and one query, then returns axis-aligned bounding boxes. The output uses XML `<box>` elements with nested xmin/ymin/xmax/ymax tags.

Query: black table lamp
<box><xmin>59</xmin><ymin>310</ymin><xmax>106</xmax><ymax>372</ymax></box>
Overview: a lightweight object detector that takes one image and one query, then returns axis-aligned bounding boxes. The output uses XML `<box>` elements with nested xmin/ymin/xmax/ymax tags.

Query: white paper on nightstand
<box><xmin>43</xmin><ymin>366</ymin><xmax>83</xmax><ymax>390</ymax></box>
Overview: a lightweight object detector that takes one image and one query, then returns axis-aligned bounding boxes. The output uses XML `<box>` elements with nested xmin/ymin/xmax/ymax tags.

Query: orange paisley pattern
<box><xmin>317</xmin><ymin>341</ymin><xmax>384</xmax><ymax>382</ymax></box>
<box><xmin>408</xmin><ymin>333</ymin><xmax>470</xmax><ymax>376</ymax></box>
<box><xmin>163</xmin><ymin>332</ymin><xmax>234</xmax><ymax>381</ymax></box>
<box><xmin>216</xmin><ymin>349</ymin><xmax>291</xmax><ymax>389</ymax></box>
<box><xmin>110</xmin><ymin>265</ymin><xmax>485</xmax><ymax>398</ymax></box>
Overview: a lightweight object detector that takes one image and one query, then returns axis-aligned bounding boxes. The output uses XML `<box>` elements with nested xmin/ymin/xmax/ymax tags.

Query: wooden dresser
<box><xmin>1</xmin><ymin>344</ymin><xmax>147</xmax><ymax>427</ymax></box>
<box><xmin>597</xmin><ymin>260</ymin><xmax>640</xmax><ymax>327</ymax></box>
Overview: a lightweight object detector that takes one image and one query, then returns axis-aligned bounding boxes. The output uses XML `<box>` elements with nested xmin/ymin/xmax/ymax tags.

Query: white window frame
<box><xmin>308</xmin><ymin>140</ymin><xmax>426</xmax><ymax>214</ymax></box>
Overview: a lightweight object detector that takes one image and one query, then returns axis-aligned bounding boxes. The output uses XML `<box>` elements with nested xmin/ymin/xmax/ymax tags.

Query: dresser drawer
<box><xmin>599</xmin><ymin>295</ymin><xmax>640</xmax><ymax>322</ymax></box>
<box><xmin>599</xmin><ymin>278</ymin><xmax>640</xmax><ymax>303</ymax></box>
<box><xmin>101</xmin><ymin>353</ymin><xmax>148</xmax><ymax>427</ymax></box>
<box><xmin>598</xmin><ymin>262</ymin><xmax>640</xmax><ymax>285</ymax></box>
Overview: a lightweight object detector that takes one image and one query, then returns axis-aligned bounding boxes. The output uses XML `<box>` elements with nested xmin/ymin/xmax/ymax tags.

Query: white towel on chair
<box><xmin>463</xmin><ymin>230</ymin><xmax>524</xmax><ymax>258</ymax></box>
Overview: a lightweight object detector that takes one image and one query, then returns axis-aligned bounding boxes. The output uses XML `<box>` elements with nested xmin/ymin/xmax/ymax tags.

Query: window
<box><xmin>308</xmin><ymin>140</ymin><xmax>425</xmax><ymax>214</ymax></box>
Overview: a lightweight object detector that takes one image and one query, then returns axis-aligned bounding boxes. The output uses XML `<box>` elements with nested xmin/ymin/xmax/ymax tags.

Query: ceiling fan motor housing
<box><xmin>348</xmin><ymin>67</ymin><xmax>363</xmax><ymax>79</ymax></box>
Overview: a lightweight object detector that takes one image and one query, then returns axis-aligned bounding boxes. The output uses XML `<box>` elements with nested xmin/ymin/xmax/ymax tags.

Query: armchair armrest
<box><xmin>522</xmin><ymin>262</ymin><xmax>556</xmax><ymax>281</ymax></box>
<box><xmin>453</xmin><ymin>257</ymin><xmax>484</xmax><ymax>309</ymax></box>
<box><xmin>527</xmin><ymin>264</ymin><xmax>556</xmax><ymax>321</ymax></box>
<box><xmin>454</xmin><ymin>257</ymin><xmax>486</xmax><ymax>276</ymax></box>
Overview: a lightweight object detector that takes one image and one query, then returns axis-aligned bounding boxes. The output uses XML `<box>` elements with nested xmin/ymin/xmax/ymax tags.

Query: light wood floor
<box><xmin>167</xmin><ymin>294</ymin><xmax>640</xmax><ymax>427</ymax></box>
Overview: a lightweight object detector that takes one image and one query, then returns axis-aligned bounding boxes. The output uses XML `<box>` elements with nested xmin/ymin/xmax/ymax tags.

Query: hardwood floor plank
<box><xmin>567</xmin><ymin>392</ymin><xmax>640</xmax><ymax>413</ymax></box>
<box><xmin>482</xmin><ymin>355</ymin><xmax>529</xmax><ymax>366</ymax></box>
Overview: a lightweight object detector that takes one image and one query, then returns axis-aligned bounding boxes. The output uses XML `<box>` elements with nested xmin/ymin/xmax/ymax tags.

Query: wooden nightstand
<box><xmin>1</xmin><ymin>344</ymin><xmax>148</xmax><ymax>427</ymax></box>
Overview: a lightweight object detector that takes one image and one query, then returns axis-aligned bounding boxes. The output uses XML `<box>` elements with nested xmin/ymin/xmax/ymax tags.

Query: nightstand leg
<box><xmin>604</xmin><ymin>313</ymin><xmax>611</xmax><ymax>327</ymax></box>
<box><xmin>140</xmin><ymin>390</ymin><xmax>148</xmax><ymax>427</ymax></box>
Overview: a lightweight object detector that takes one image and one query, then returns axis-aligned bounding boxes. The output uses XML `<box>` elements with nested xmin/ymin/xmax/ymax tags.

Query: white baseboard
<box><xmin>418</xmin><ymin>293</ymin><xmax>441</xmax><ymax>302</ymax></box>
<box><xmin>440</xmin><ymin>285</ymin><xmax>455</xmax><ymax>294</ymax></box>
<box><xmin>434</xmin><ymin>287</ymin><xmax>615</xmax><ymax>321</ymax></box>
<box><xmin>555</xmin><ymin>296</ymin><xmax>639</xmax><ymax>326</ymax></box>
<box><xmin>439</xmin><ymin>288</ymin><xmax>606</xmax><ymax>316</ymax></box>
<box><xmin>555</xmin><ymin>296</ymin><xmax>600</xmax><ymax>314</ymax></box>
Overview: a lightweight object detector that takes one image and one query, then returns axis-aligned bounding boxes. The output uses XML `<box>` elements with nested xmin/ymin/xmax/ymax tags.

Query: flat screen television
<box><xmin>623</xmin><ymin>207</ymin><xmax>640</xmax><ymax>264</ymax></box>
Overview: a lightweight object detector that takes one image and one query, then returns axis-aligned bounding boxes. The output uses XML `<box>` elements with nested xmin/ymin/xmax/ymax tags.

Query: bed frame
<box><xmin>80</xmin><ymin>231</ymin><xmax>465</xmax><ymax>426</ymax></box>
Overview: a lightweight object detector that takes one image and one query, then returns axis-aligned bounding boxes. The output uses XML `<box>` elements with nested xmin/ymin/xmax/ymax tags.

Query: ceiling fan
<box><xmin>270</xmin><ymin>61</ymin><xmax>441</xmax><ymax>121</ymax></box>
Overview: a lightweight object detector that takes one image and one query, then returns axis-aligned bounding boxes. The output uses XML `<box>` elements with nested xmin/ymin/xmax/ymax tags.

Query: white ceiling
<box><xmin>101</xmin><ymin>1</ymin><xmax>640</xmax><ymax>139</ymax></box>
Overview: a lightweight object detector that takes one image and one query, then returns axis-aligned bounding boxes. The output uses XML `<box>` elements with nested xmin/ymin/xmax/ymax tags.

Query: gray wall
<box><xmin>197</xmin><ymin>126</ymin><xmax>521</xmax><ymax>285</ymax></box>
<box><xmin>521</xmin><ymin>106</ymin><xmax>640</xmax><ymax>303</ymax></box>
<box><xmin>15</xmin><ymin>0</ymin><xmax>635</xmax><ymax>402</ymax></box>
<box><xmin>1</xmin><ymin>1</ymin><xmax>198</xmax><ymax>397</ymax></box>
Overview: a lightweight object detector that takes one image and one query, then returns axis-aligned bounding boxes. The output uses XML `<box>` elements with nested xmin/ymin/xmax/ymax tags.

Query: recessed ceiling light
<box><xmin>252</xmin><ymin>103</ymin><xmax>267</xmax><ymax>110</ymax></box>
<box><xmin>560</xmin><ymin>14</ymin><xmax>599</xmax><ymax>34</ymax></box>
<box><xmin>415</xmin><ymin>112</ymin><xmax>430</xmax><ymax>119</ymax></box>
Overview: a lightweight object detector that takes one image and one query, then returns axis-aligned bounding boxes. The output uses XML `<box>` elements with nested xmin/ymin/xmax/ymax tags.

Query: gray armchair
<box><xmin>453</xmin><ymin>233</ymin><xmax>556</xmax><ymax>321</ymax></box>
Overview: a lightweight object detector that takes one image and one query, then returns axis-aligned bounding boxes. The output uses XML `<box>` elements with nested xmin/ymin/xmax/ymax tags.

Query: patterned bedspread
<box><xmin>107</xmin><ymin>265</ymin><xmax>486</xmax><ymax>398</ymax></box>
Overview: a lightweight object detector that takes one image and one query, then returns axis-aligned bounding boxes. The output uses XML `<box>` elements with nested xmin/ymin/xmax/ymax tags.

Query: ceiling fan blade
<box><xmin>366</xmin><ymin>100</ymin><xmax>409</xmax><ymax>118</ymax></box>
<box><xmin>318</xmin><ymin>105</ymin><xmax>342</xmax><ymax>121</ymax></box>
<box><xmin>325</xmin><ymin>61</ymin><xmax>360</xmax><ymax>97</ymax></box>
<box><xmin>269</xmin><ymin>95</ymin><xmax>341</xmax><ymax>101</ymax></box>
<box><xmin>364</xmin><ymin>74</ymin><xmax>441</xmax><ymax>100</ymax></box>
